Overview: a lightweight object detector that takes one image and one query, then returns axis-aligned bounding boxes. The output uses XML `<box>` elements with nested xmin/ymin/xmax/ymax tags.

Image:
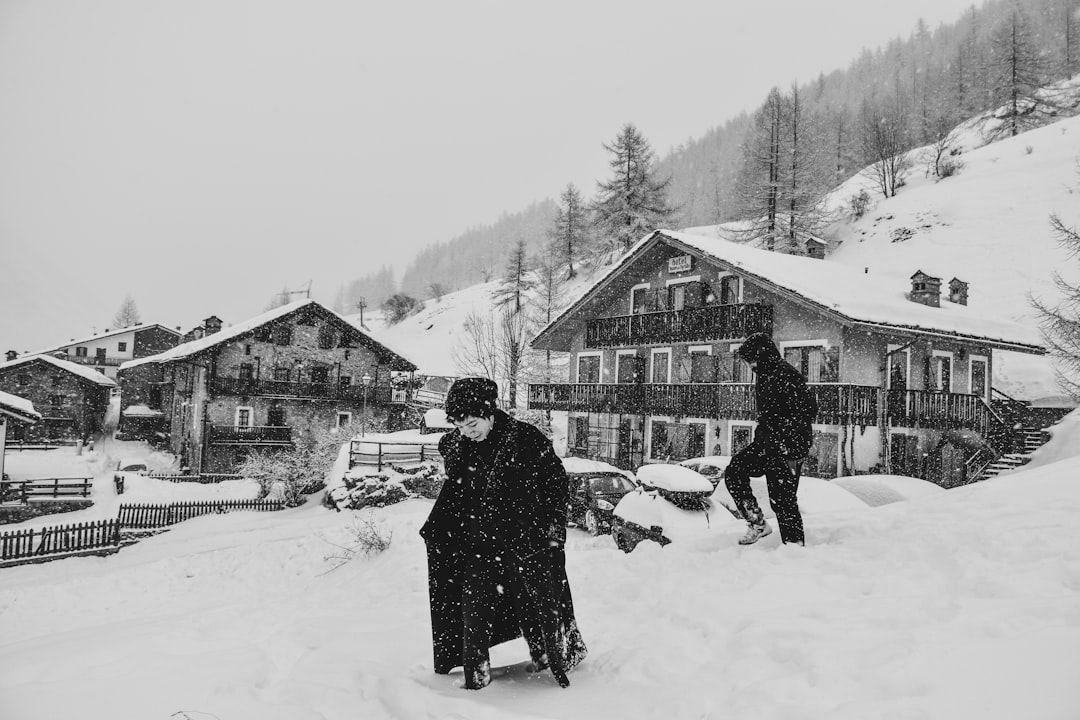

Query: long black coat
<box><xmin>752</xmin><ymin>348</ymin><xmax>816</xmax><ymax>460</ymax></box>
<box><xmin>419</xmin><ymin>410</ymin><xmax>587</xmax><ymax>684</ymax></box>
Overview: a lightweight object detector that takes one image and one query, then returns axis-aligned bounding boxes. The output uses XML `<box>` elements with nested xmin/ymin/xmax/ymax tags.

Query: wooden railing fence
<box><xmin>118</xmin><ymin>499</ymin><xmax>285</xmax><ymax>529</ymax></box>
<box><xmin>0</xmin><ymin>477</ymin><xmax>94</xmax><ymax>503</ymax></box>
<box><xmin>0</xmin><ymin>519</ymin><xmax>120</xmax><ymax>566</ymax></box>
<box><xmin>349</xmin><ymin>440</ymin><xmax>442</xmax><ymax>470</ymax></box>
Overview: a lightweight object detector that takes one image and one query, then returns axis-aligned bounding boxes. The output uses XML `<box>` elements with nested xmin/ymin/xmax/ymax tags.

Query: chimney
<box><xmin>5</xmin><ymin>350</ymin><xmax>17</xmax><ymax>361</ymax></box>
<box><xmin>909</xmin><ymin>270</ymin><xmax>941</xmax><ymax>308</ymax></box>
<box><xmin>203</xmin><ymin>315</ymin><xmax>223</xmax><ymax>335</ymax></box>
<box><xmin>948</xmin><ymin>277</ymin><xmax>969</xmax><ymax>306</ymax></box>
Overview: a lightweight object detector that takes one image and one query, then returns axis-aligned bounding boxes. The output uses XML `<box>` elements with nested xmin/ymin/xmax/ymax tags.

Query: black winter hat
<box><xmin>737</xmin><ymin>332</ymin><xmax>780</xmax><ymax>364</ymax></box>
<box><xmin>445</xmin><ymin>377</ymin><xmax>499</xmax><ymax>421</ymax></box>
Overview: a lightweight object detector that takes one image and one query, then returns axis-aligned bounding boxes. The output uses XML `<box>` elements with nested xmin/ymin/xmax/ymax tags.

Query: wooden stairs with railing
<box><xmin>977</xmin><ymin>427</ymin><xmax>1048</xmax><ymax>481</ymax></box>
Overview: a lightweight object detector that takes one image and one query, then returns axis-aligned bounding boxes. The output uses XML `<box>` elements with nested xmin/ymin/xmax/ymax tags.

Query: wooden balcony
<box><xmin>210</xmin><ymin>376</ymin><xmax>392</xmax><ymax>403</ymax></box>
<box><xmin>528</xmin><ymin>383</ymin><xmax>1009</xmax><ymax>434</ymax></box>
<box><xmin>584</xmin><ymin>303</ymin><xmax>773</xmax><ymax>349</ymax></box>
<box><xmin>527</xmin><ymin>382</ymin><xmax>879</xmax><ymax>425</ymax></box>
<box><xmin>207</xmin><ymin>424</ymin><xmax>293</xmax><ymax>445</ymax></box>
<box><xmin>887</xmin><ymin>389</ymin><xmax>1005</xmax><ymax>437</ymax></box>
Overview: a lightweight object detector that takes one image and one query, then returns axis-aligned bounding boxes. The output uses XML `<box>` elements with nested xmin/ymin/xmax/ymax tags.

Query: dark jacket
<box><xmin>419</xmin><ymin>410</ymin><xmax>587</xmax><ymax>681</ymax></box>
<box><xmin>740</xmin><ymin>335</ymin><xmax>816</xmax><ymax>459</ymax></box>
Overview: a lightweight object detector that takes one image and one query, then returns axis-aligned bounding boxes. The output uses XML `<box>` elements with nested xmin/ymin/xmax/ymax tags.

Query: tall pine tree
<box><xmin>550</xmin><ymin>183</ymin><xmax>590</xmax><ymax>279</ymax></box>
<box><xmin>493</xmin><ymin>237</ymin><xmax>535</xmax><ymax>314</ymax></box>
<box><xmin>592</xmin><ymin>123</ymin><xmax>675</xmax><ymax>253</ymax></box>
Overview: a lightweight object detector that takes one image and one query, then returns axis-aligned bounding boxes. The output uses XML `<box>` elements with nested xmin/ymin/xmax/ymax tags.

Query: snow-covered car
<box><xmin>678</xmin><ymin>455</ymin><xmax>741</xmax><ymax>516</ymax></box>
<box><xmin>831</xmin><ymin>474</ymin><xmax>945</xmax><ymax>507</ymax></box>
<box><xmin>611</xmin><ymin>464</ymin><xmax>869</xmax><ymax>552</ymax></box>
<box><xmin>678</xmin><ymin>455</ymin><xmax>732</xmax><ymax>489</ymax></box>
<box><xmin>611</xmin><ymin>464</ymin><xmax>742</xmax><ymax>552</ymax></box>
<box><xmin>561</xmin><ymin>457</ymin><xmax>638</xmax><ymax>536</ymax></box>
<box><xmin>115</xmin><ymin>459</ymin><xmax>149</xmax><ymax>474</ymax></box>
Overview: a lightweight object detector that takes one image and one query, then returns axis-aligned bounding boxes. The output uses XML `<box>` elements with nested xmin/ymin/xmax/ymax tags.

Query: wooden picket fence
<box><xmin>0</xmin><ymin>519</ymin><xmax>120</xmax><ymax>566</ymax></box>
<box><xmin>143</xmin><ymin>472</ymin><xmax>244</xmax><ymax>484</ymax></box>
<box><xmin>118</xmin><ymin>499</ymin><xmax>285</xmax><ymax>529</ymax></box>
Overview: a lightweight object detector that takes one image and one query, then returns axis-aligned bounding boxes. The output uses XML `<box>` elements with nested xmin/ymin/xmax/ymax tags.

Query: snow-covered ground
<box><xmin>2</xmin><ymin>410</ymin><xmax>1079</xmax><ymax>719</ymax></box>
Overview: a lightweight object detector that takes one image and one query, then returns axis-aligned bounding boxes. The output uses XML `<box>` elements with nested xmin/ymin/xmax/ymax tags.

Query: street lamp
<box><xmin>361</xmin><ymin>373</ymin><xmax>373</xmax><ymax>436</ymax></box>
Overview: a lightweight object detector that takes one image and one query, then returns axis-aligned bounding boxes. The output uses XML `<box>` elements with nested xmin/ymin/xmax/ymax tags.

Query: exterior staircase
<box><xmin>978</xmin><ymin>427</ymin><xmax>1048</xmax><ymax>480</ymax></box>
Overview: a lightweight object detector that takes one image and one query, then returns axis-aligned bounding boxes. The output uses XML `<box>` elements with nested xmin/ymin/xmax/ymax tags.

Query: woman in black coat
<box><xmin>419</xmin><ymin>377</ymin><xmax>587</xmax><ymax>689</ymax></box>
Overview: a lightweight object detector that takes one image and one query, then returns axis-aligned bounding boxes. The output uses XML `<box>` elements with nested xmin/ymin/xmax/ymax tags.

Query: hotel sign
<box><xmin>668</xmin><ymin>255</ymin><xmax>693</xmax><ymax>273</ymax></box>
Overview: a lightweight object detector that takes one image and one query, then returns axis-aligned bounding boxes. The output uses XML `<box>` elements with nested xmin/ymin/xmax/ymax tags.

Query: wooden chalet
<box><xmin>528</xmin><ymin>230</ymin><xmax>1047</xmax><ymax>487</ymax></box>
<box><xmin>118</xmin><ymin>300</ymin><xmax>418</xmax><ymax>473</ymax></box>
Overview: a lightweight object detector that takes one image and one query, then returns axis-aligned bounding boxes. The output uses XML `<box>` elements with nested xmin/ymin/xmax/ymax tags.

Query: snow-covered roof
<box><xmin>0</xmin><ymin>354</ymin><xmax>117</xmax><ymax>387</ymax></box>
<box><xmin>0</xmin><ymin>389</ymin><xmax>40</xmax><ymax>423</ymax></box>
<box><xmin>533</xmin><ymin>229</ymin><xmax>1045</xmax><ymax>354</ymax></box>
<box><xmin>121</xmin><ymin>404</ymin><xmax>165</xmax><ymax>417</ymax></box>
<box><xmin>34</xmin><ymin>323</ymin><xmax>181</xmax><ymax>354</ymax></box>
<box><xmin>120</xmin><ymin>299</ymin><xmax>416</xmax><ymax>372</ymax></box>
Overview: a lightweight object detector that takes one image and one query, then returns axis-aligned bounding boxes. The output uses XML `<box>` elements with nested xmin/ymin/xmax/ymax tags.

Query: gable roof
<box><xmin>532</xmin><ymin>229</ymin><xmax>1045</xmax><ymax>354</ymax></box>
<box><xmin>119</xmin><ymin>299</ymin><xmax>417</xmax><ymax>372</ymax></box>
<box><xmin>0</xmin><ymin>354</ymin><xmax>118</xmax><ymax>387</ymax></box>
<box><xmin>35</xmin><ymin>323</ymin><xmax>181</xmax><ymax>354</ymax></box>
<box><xmin>0</xmin><ymin>389</ymin><xmax>40</xmax><ymax>424</ymax></box>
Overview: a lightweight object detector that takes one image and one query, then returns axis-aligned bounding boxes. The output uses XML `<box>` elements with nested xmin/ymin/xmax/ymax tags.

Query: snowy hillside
<box><xmin>350</xmin><ymin>272</ymin><xmax>603</xmax><ymax>380</ymax></box>
<box><xmin>684</xmin><ymin>102</ymin><xmax>1080</xmax><ymax>402</ymax></box>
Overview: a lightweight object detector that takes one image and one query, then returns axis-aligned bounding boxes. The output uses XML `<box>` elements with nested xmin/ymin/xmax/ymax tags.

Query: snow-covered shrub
<box><xmin>392</xmin><ymin>462</ymin><xmax>445</xmax><ymax>499</ymax></box>
<box><xmin>324</xmin><ymin>512</ymin><xmax>394</xmax><ymax>570</ymax></box>
<box><xmin>848</xmin><ymin>189</ymin><xmax>871</xmax><ymax>220</ymax></box>
<box><xmin>325</xmin><ymin>462</ymin><xmax>445</xmax><ymax>511</ymax></box>
<box><xmin>237</xmin><ymin>424</ymin><xmax>347</xmax><ymax>506</ymax></box>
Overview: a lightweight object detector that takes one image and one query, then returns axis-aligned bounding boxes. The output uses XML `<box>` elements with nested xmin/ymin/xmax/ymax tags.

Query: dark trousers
<box><xmin>724</xmin><ymin>441</ymin><xmax>805</xmax><ymax>544</ymax></box>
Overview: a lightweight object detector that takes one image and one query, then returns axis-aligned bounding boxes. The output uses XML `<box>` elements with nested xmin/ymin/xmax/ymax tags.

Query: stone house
<box><xmin>0</xmin><ymin>354</ymin><xmax>116</xmax><ymax>442</ymax></box>
<box><xmin>528</xmin><ymin>229</ymin><xmax>1047</xmax><ymax>487</ymax></box>
<box><xmin>118</xmin><ymin>300</ymin><xmax>417</xmax><ymax>473</ymax></box>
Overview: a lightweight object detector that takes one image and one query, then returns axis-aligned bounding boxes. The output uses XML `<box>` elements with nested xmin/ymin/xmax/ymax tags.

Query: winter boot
<box><xmin>463</xmin><ymin>660</ymin><xmax>491</xmax><ymax>690</ymax></box>
<box><xmin>525</xmin><ymin>653</ymin><xmax>550</xmax><ymax>674</ymax></box>
<box><xmin>738</xmin><ymin>521</ymin><xmax>773</xmax><ymax>545</ymax></box>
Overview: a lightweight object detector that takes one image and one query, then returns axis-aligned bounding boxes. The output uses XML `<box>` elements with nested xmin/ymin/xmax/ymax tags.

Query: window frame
<box><xmin>235</xmin><ymin>406</ymin><xmax>254</xmax><ymax>428</ymax></box>
<box><xmin>729</xmin><ymin>420</ymin><xmax>756</xmax><ymax>455</ymax></box>
<box><xmin>930</xmin><ymin>350</ymin><xmax>954</xmax><ymax>392</ymax></box>
<box><xmin>650</xmin><ymin>347</ymin><xmax>672</xmax><ymax>384</ymax></box>
<box><xmin>969</xmin><ymin>354</ymin><xmax>989</xmax><ymax>400</ymax></box>
<box><xmin>630</xmin><ymin>283</ymin><xmax>650</xmax><ymax>314</ymax></box>
<box><xmin>886</xmin><ymin>344</ymin><xmax>912</xmax><ymax>389</ymax></box>
<box><xmin>717</xmin><ymin>272</ymin><xmax>742</xmax><ymax>305</ymax></box>
<box><xmin>576</xmin><ymin>351</ymin><xmax>602</xmax><ymax>384</ymax></box>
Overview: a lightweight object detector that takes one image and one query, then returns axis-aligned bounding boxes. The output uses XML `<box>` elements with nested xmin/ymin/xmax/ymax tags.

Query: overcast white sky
<box><xmin>0</xmin><ymin>0</ymin><xmax>979</xmax><ymax>352</ymax></box>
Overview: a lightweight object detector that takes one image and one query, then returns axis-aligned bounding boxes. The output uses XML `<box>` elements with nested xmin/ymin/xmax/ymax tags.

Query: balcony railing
<box><xmin>207</xmin><ymin>424</ymin><xmax>293</xmax><ymax>444</ymax></box>
<box><xmin>210</xmin><ymin>376</ymin><xmax>393</xmax><ymax>403</ymax></box>
<box><xmin>528</xmin><ymin>382</ymin><xmax>1015</xmax><ymax>435</ymax></box>
<box><xmin>63</xmin><ymin>355</ymin><xmax>123</xmax><ymax>367</ymax></box>
<box><xmin>527</xmin><ymin>382</ymin><xmax>879</xmax><ymax>425</ymax></box>
<box><xmin>887</xmin><ymin>389</ymin><xmax>1006</xmax><ymax>437</ymax></box>
<box><xmin>585</xmin><ymin>303</ymin><xmax>773</xmax><ymax>349</ymax></box>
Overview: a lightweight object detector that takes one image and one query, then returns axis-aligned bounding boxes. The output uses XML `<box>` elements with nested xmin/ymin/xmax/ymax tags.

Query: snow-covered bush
<box><xmin>325</xmin><ymin>461</ymin><xmax>445</xmax><ymax>511</ymax></box>
<box><xmin>848</xmin><ymin>189</ymin><xmax>871</xmax><ymax>220</ymax></box>
<box><xmin>238</xmin><ymin>425</ymin><xmax>351</xmax><ymax>507</ymax></box>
